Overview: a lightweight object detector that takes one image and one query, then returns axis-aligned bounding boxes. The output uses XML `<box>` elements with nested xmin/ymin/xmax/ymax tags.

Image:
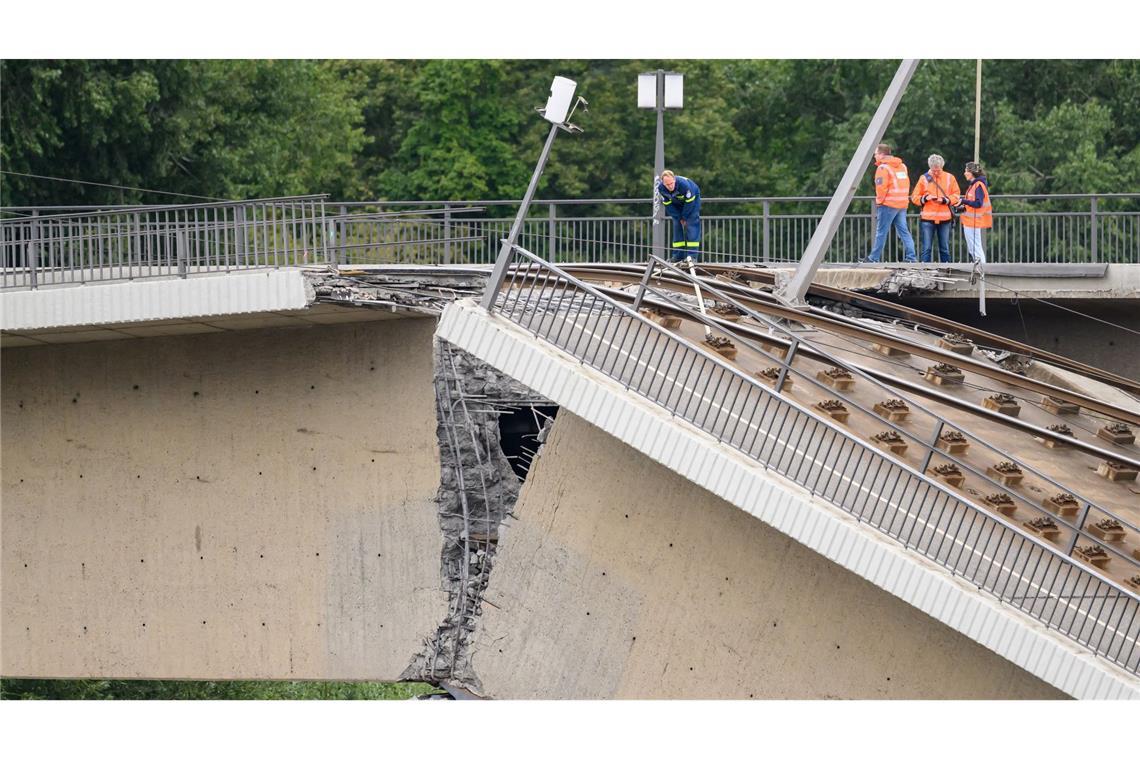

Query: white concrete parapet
<box><xmin>1</xmin><ymin>269</ymin><xmax>312</xmax><ymax>332</ymax></box>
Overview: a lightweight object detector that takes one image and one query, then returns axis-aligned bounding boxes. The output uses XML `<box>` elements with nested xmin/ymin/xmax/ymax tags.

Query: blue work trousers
<box><xmin>670</xmin><ymin>216</ymin><xmax>701</xmax><ymax>263</ymax></box>
<box><xmin>919</xmin><ymin>220</ymin><xmax>952</xmax><ymax>263</ymax></box>
<box><xmin>867</xmin><ymin>205</ymin><xmax>916</xmax><ymax>263</ymax></box>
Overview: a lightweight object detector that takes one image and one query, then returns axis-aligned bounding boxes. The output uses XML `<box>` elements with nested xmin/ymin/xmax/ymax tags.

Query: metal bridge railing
<box><xmin>485</xmin><ymin>243</ymin><xmax>1140</xmax><ymax>675</ymax></box>
<box><xmin>316</xmin><ymin>194</ymin><xmax>1140</xmax><ymax>267</ymax></box>
<box><xmin>4</xmin><ymin>194</ymin><xmax>1138</xmax><ymax>289</ymax></box>
<box><xmin>0</xmin><ymin>196</ymin><xmax>329</xmax><ymax>289</ymax></box>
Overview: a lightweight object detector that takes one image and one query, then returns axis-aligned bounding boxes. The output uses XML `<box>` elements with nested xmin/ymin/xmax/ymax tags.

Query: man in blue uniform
<box><xmin>656</xmin><ymin>169</ymin><xmax>701</xmax><ymax>262</ymax></box>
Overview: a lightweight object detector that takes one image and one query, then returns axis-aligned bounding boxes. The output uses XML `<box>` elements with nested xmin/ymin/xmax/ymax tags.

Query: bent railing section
<box><xmin>485</xmin><ymin>244</ymin><xmax>1140</xmax><ymax>675</ymax></box>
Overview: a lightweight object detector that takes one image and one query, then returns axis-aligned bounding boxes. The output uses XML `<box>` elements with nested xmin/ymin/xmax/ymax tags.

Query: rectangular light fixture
<box><xmin>664</xmin><ymin>73</ymin><xmax>684</xmax><ymax>109</ymax></box>
<box><xmin>637</xmin><ymin>73</ymin><xmax>658</xmax><ymax>109</ymax></box>
<box><xmin>543</xmin><ymin>76</ymin><xmax>577</xmax><ymax>124</ymax></box>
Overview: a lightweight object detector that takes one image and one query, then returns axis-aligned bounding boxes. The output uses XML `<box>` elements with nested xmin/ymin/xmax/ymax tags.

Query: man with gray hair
<box><xmin>910</xmin><ymin>154</ymin><xmax>961</xmax><ymax>263</ymax></box>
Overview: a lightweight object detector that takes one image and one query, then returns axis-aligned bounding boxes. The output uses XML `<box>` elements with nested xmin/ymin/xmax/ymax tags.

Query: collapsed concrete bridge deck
<box><xmin>2</xmin><ymin>262</ymin><xmax>1138</xmax><ymax>698</ymax></box>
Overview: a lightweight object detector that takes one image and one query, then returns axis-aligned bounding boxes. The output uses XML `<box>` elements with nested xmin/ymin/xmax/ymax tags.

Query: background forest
<box><xmin>3</xmin><ymin>59</ymin><xmax>1139</xmax><ymax>208</ymax></box>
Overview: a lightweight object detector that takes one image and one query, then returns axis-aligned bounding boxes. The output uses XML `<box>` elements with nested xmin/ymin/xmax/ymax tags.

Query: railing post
<box><xmin>548</xmin><ymin>203</ymin><xmax>557</xmax><ymax>262</ymax></box>
<box><xmin>868</xmin><ymin>198</ymin><xmax>877</xmax><ymax>260</ymax></box>
<box><xmin>762</xmin><ymin>200</ymin><xmax>770</xmax><ymax>264</ymax></box>
<box><xmin>443</xmin><ymin>203</ymin><xmax>452</xmax><ymax>266</ymax></box>
<box><xmin>631</xmin><ymin>256</ymin><xmax>657</xmax><ymax>312</ymax></box>
<box><xmin>28</xmin><ymin>210</ymin><xmax>39</xmax><ymax>290</ymax></box>
<box><xmin>177</xmin><ymin>228</ymin><xmax>188</xmax><ymax>278</ymax></box>
<box><xmin>920</xmin><ymin>420</ymin><xmax>945</xmax><ymax>473</ymax></box>
<box><xmin>1065</xmin><ymin>502</ymin><xmax>1093</xmax><ymax>555</ymax></box>
<box><xmin>774</xmin><ymin>339</ymin><xmax>800</xmax><ymax>392</ymax></box>
<box><xmin>235</xmin><ymin>206</ymin><xmax>247</xmax><ymax>268</ymax></box>
<box><xmin>318</xmin><ymin>198</ymin><xmax>331</xmax><ymax>267</ymax></box>
<box><xmin>1089</xmin><ymin>195</ymin><xmax>1098</xmax><ymax>262</ymax></box>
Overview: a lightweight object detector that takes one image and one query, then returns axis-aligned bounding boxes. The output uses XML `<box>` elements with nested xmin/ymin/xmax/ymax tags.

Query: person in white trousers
<box><xmin>956</xmin><ymin>161</ymin><xmax>992</xmax><ymax>265</ymax></box>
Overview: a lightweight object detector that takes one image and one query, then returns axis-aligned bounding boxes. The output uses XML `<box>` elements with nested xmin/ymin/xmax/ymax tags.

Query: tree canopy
<box><xmin>3</xmin><ymin>59</ymin><xmax>1138</xmax><ymax>207</ymax></box>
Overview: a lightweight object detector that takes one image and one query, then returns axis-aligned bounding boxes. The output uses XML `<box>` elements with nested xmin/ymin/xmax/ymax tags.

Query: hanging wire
<box><xmin>1</xmin><ymin>170</ymin><xmax>232</xmax><ymax>202</ymax></box>
<box><xmin>972</xmin><ymin>276</ymin><xmax>1140</xmax><ymax>338</ymax></box>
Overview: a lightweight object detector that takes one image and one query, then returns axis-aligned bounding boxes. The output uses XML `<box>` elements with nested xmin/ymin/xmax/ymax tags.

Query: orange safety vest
<box><xmin>875</xmin><ymin>156</ymin><xmax>910</xmax><ymax>209</ymax></box>
<box><xmin>961</xmin><ymin>179</ymin><xmax>993</xmax><ymax>229</ymax></box>
<box><xmin>910</xmin><ymin>170</ymin><xmax>961</xmax><ymax>222</ymax></box>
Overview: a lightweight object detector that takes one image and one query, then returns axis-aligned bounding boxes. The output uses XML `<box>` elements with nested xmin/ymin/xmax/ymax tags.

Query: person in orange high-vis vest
<box><xmin>863</xmin><ymin>143</ymin><xmax>917</xmax><ymax>263</ymax></box>
<box><xmin>910</xmin><ymin>154</ymin><xmax>961</xmax><ymax>263</ymax></box>
<box><xmin>955</xmin><ymin>161</ymin><xmax>992</xmax><ymax>264</ymax></box>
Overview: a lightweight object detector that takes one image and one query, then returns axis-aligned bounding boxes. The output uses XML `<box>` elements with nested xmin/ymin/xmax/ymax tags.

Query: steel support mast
<box><xmin>777</xmin><ymin>59</ymin><xmax>919</xmax><ymax>306</ymax></box>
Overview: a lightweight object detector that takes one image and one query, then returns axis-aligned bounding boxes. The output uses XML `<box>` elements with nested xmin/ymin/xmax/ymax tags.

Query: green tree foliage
<box><xmin>1</xmin><ymin>60</ymin><xmax>366</xmax><ymax>205</ymax></box>
<box><xmin>3</xmin><ymin>59</ymin><xmax>1138</xmax><ymax>207</ymax></box>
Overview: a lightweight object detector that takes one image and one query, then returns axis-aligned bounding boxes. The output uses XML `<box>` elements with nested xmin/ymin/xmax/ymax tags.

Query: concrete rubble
<box><xmin>402</xmin><ymin>340</ymin><xmax>551</xmax><ymax>692</ymax></box>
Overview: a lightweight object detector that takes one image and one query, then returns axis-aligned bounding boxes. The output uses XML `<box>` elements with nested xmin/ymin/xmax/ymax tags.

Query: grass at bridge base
<box><xmin>0</xmin><ymin>678</ymin><xmax>438</xmax><ymax>700</ymax></box>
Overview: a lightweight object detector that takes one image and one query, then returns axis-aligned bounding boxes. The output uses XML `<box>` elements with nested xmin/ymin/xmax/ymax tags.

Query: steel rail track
<box><xmin>557</xmin><ymin>263</ymin><xmax>1140</xmax><ymax>428</ymax></box>
<box><xmin>570</xmin><ymin>262</ymin><xmax>1140</xmax><ymax>395</ymax></box>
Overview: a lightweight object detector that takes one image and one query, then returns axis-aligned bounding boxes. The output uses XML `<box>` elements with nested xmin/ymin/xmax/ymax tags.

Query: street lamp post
<box><xmin>638</xmin><ymin>70</ymin><xmax>684</xmax><ymax>261</ymax></box>
<box><xmin>482</xmin><ymin>76</ymin><xmax>586</xmax><ymax>310</ymax></box>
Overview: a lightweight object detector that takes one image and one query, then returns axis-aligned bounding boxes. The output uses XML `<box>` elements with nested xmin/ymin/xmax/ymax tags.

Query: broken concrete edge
<box><xmin>437</xmin><ymin>297</ymin><xmax>1140</xmax><ymax>700</ymax></box>
<box><xmin>400</xmin><ymin>337</ymin><xmax>552</xmax><ymax>695</ymax></box>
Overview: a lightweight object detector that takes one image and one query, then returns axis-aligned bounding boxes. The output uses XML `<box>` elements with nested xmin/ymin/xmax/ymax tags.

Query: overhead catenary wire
<box><xmin>0</xmin><ymin>170</ymin><xmax>233</xmax><ymax>202</ymax></box>
<box><xmin>965</xmin><ymin>275</ymin><xmax>1140</xmax><ymax>339</ymax></box>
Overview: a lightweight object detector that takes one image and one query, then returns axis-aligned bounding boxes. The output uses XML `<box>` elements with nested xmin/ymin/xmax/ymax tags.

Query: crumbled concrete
<box><xmin>402</xmin><ymin>340</ymin><xmax>550</xmax><ymax>691</ymax></box>
<box><xmin>308</xmin><ymin>267</ymin><xmax>487</xmax><ymax>316</ymax></box>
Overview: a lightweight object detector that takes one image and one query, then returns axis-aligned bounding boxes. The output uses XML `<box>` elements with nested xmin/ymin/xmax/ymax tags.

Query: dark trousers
<box><xmin>920</xmin><ymin>219</ymin><xmax>952</xmax><ymax>263</ymax></box>
<box><xmin>670</xmin><ymin>216</ymin><xmax>701</xmax><ymax>262</ymax></box>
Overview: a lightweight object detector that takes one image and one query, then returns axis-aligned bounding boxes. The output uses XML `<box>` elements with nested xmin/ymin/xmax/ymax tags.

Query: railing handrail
<box><xmin>5</xmin><ymin>191</ymin><xmax>1140</xmax><ymax>215</ymax></box>
<box><xmin>486</xmin><ymin>243</ymin><xmax>1140</xmax><ymax>673</ymax></box>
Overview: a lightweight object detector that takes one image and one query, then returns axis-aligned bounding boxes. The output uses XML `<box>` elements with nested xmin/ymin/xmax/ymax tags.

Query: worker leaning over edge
<box><xmin>956</xmin><ymin>161</ymin><xmax>992</xmax><ymax>265</ymax></box>
<box><xmin>910</xmin><ymin>154</ymin><xmax>961</xmax><ymax>264</ymax></box>
<box><xmin>862</xmin><ymin>143</ymin><xmax>917</xmax><ymax>264</ymax></box>
<box><xmin>657</xmin><ymin>169</ymin><xmax>702</xmax><ymax>263</ymax></box>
